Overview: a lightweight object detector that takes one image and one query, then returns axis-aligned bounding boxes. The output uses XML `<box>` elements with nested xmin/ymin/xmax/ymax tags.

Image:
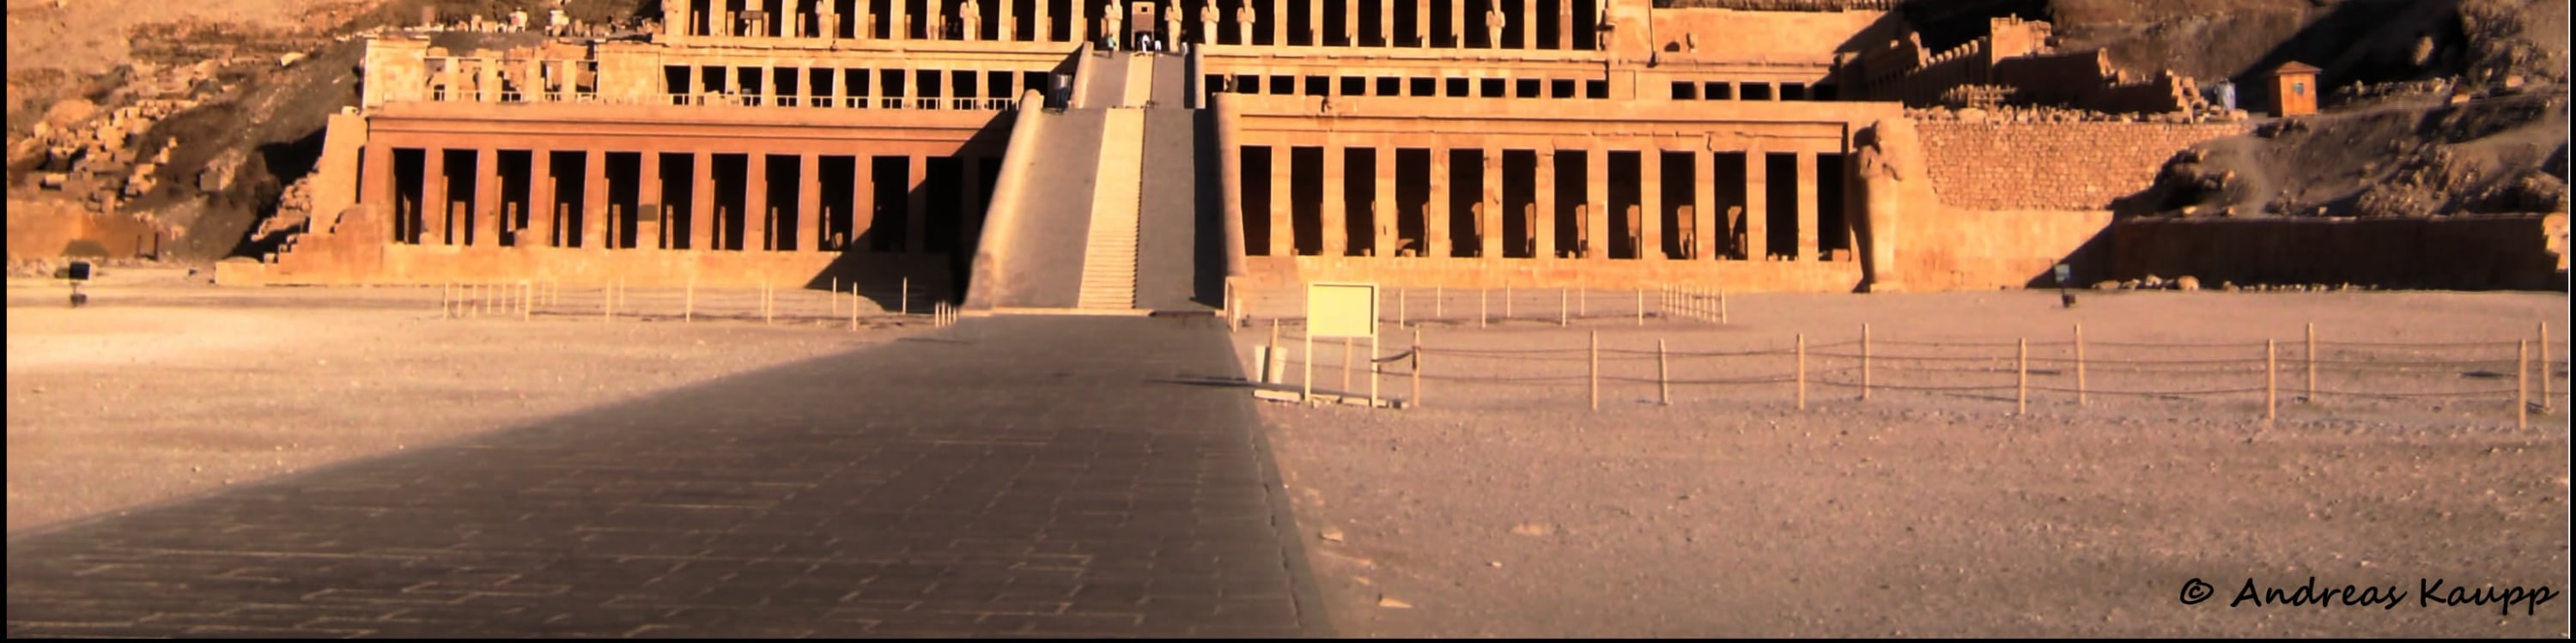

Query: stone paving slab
<box><xmin>7</xmin><ymin>315</ymin><xmax>1325</xmax><ymax>638</ymax></box>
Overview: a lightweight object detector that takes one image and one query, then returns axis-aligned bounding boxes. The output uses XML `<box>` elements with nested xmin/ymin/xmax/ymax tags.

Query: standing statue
<box><xmin>1102</xmin><ymin>0</ymin><xmax>1123</xmax><ymax>45</ymax></box>
<box><xmin>960</xmin><ymin>0</ymin><xmax>981</xmax><ymax>41</ymax></box>
<box><xmin>1160</xmin><ymin>1</ymin><xmax>1181</xmax><ymax>48</ymax></box>
<box><xmin>1199</xmin><ymin>4</ymin><xmax>1218</xmax><ymax>44</ymax></box>
<box><xmin>1236</xmin><ymin>3</ymin><xmax>1256</xmax><ymax>45</ymax></box>
<box><xmin>1484</xmin><ymin>6</ymin><xmax>1505</xmax><ymax>49</ymax></box>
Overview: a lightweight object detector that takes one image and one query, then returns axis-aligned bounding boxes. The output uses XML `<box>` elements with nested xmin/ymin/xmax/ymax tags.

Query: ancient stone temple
<box><xmin>248</xmin><ymin>0</ymin><xmax>2227</xmax><ymax>311</ymax></box>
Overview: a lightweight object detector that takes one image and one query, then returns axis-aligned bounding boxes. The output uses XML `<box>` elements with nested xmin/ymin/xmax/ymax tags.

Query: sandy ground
<box><xmin>5</xmin><ymin>268</ymin><xmax>925</xmax><ymax>534</ymax></box>
<box><xmin>1236</xmin><ymin>289</ymin><xmax>2573</xmax><ymax>637</ymax></box>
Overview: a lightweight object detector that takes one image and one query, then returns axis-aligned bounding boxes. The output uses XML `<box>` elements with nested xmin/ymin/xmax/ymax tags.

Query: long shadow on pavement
<box><xmin>5</xmin><ymin>315</ymin><xmax>1327</xmax><ymax>638</ymax></box>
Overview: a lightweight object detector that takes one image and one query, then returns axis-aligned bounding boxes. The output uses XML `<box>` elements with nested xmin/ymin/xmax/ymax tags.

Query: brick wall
<box><xmin>1916</xmin><ymin>121</ymin><xmax>2247</xmax><ymax>210</ymax></box>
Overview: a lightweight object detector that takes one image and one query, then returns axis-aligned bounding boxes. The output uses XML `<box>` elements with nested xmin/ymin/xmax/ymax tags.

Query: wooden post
<box><xmin>1436</xmin><ymin>285</ymin><xmax>1444</xmax><ymax>319</ymax></box>
<box><xmin>1504</xmin><ymin>282</ymin><xmax>1512</xmax><ymax>319</ymax></box>
<box><xmin>1479</xmin><ymin>288</ymin><xmax>1487</xmax><ymax>328</ymax></box>
<box><xmin>1343</xmin><ymin>336</ymin><xmax>1354</xmax><ymax>393</ymax></box>
<box><xmin>521</xmin><ymin>282</ymin><xmax>531</xmax><ymax>321</ymax></box>
<box><xmin>2075</xmin><ymin>323</ymin><xmax>2087</xmax><ymax>406</ymax></box>
<box><xmin>2305</xmin><ymin>322</ymin><xmax>2317</xmax><ymax>403</ymax></box>
<box><xmin>1657</xmin><ymin>338</ymin><xmax>1669</xmax><ymax>405</ymax></box>
<box><xmin>2518</xmin><ymin>339</ymin><xmax>2529</xmax><ymax>430</ymax></box>
<box><xmin>1398</xmin><ymin>288</ymin><xmax>1407</xmax><ymax>326</ymax></box>
<box><xmin>442</xmin><ymin>282</ymin><xmax>453</xmax><ymax>318</ymax></box>
<box><xmin>901</xmin><ymin>277</ymin><xmax>910</xmax><ymax>316</ymax></box>
<box><xmin>1370</xmin><ymin>334</ymin><xmax>1381</xmax><ymax>408</ymax></box>
<box><xmin>1559</xmin><ymin>288</ymin><xmax>1569</xmax><ymax>326</ymax></box>
<box><xmin>849</xmin><ymin>283</ymin><xmax>859</xmax><ymax>331</ymax></box>
<box><xmin>830</xmin><ymin>276</ymin><xmax>840</xmax><ymax>313</ymax></box>
<box><xmin>1303</xmin><ymin>330</ymin><xmax>1315</xmax><ymax>404</ymax></box>
<box><xmin>1412</xmin><ymin>328</ymin><xmax>1423</xmax><ymax>407</ymax></box>
<box><xmin>2543</xmin><ymin>321</ymin><xmax>2555</xmax><ymax>412</ymax></box>
<box><xmin>1589</xmin><ymin>330</ymin><xmax>1600</xmax><ymax>410</ymax></box>
<box><xmin>685</xmin><ymin>279</ymin><xmax>696</xmax><ymax>322</ymax></box>
<box><xmin>1861</xmin><ymin>324</ymin><xmax>1872</xmax><ymax>401</ymax></box>
<box><xmin>765</xmin><ymin>282</ymin><xmax>775</xmax><ymax>325</ymax></box>
<box><xmin>2265</xmin><ymin>339</ymin><xmax>2278</xmax><ymax>424</ymax></box>
<box><xmin>2016</xmin><ymin>337</ymin><xmax>2028</xmax><ymax>416</ymax></box>
<box><xmin>1795</xmin><ymin>333</ymin><xmax>1807</xmax><ymax>410</ymax></box>
<box><xmin>1579</xmin><ymin>286</ymin><xmax>1587</xmax><ymax>318</ymax></box>
<box><xmin>1720</xmin><ymin>290</ymin><xmax>1729</xmax><ymax>325</ymax></box>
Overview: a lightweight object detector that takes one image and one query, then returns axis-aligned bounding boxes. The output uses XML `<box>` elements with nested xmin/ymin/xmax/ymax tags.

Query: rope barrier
<box><xmin>2030</xmin><ymin>385</ymin><xmax>2269</xmax><ymax>397</ymax></box>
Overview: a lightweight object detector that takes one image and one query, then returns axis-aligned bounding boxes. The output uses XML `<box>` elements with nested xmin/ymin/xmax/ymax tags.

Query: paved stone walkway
<box><xmin>6</xmin><ymin>316</ymin><xmax>1325</xmax><ymax>638</ymax></box>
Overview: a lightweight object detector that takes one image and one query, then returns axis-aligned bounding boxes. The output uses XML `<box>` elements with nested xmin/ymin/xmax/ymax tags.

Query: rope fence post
<box><xmin>684</xmin><ymin>278</ymin><xmax>696</xmax><ymax>322</ymax></box>
<box><xmin>1435</xmin><ymin>285</ymin><xmax>1443</xmax><ymax>319</ymax></box>
<box><xmin>1658</xmin><ymin>338</ymin><xmax>1669</xmax><ymax>406</ymax></box>
<box><xmin>1634</xmin><ymin>288</ymin><xmax>1643</xmax><ymax>326</ymax></box>
<box><xmin>1412</xmin><ymin>328</ymin><xmax>1423</xmax><ymax>407</ymax></box>
<box><xmin>2540</xmin><ymin>321</ymin><xmax>2554</xmax><ymax>412</ymax></box>
<box><xmin>1860</xmin><ymin>323</ymin><xmax>1872</xmax><ymax>401</ymax></box>
<box><xmin>442</xmin><ymin>282</ymin><xmax>453</xmax><ymax>318</ymax></box>
<box><xmin>1589</xmin><ymin>330</ymin><xmax>1600</xmax><ymax>411</ymax></box>
<box><xmin>2075</xmin><ymin>323</ymin><xmax>2087</xmax><ymax>406</ymax></box>
<box><xmin>1795</xmin><ymin>333</ymin><xmax>1807</xmax><ymax>410</ymax></box>
<box><xmin>2265</xmin><ymin>339</ymin><xmax>2278</xmax><ymax>425</ymax></box>
<box><xmin>1559</xmin><ymin>288</ymin><xmax>1569</xmax><ymax>326</ymax></box>
<box><xmin>2516</xmin><ymin>339</ymin><xmax>2529</xmax><ymax>430</ymax></box>
<box><xmin>1504</xmin><ymin>282</ymin><xmax>1512</xmax><ymax>319</ymax></box>
<box><xmin>1399</xmin><ymin>288</ymin><xmax>1407</xmax><ymax>327</ymax></box>
<box><xmin>1303</xmin><ymin>325</ymin><xmax>1315</xmax><ymax>404</ymax></box>
<box><xmin>520</xmin><ymin>281</ymin><xmax>531</xmax><ymax>321</ymax></box>
<box><xmin>1479</xmin><ymin>288</ymin><xmax>1488</xmax><ymax>328</ymax></box>
<box><xmin>848</xmin><ymin>282</ymin><xmax>859</xmax><ymax>331</ymax></box>
<box><xmin>1720</xmin><ymin>289</ymin><xmax>1729</xmax><ymax>325</ymax></box>
<box><xmin>2016</xmin><ymin>337</ymin><xmax>2028</xmax><ymax>416</ymax></box>
<box><xmin>1370</xmin><ymin>333</ymin><xmax>1381</xmax><ymax>408</ymax></box>
<box><xmin>1342</xmin><ymin>336</ymin><xmax>1354</xmax><ymax>394</ymax></box>
<box><xmin>830</xmin><ymin>276</ymin><xmax>839</xmax><ymax>314</ymax></box>
<box><xmin>2306</xmin><ymin>322</ymin><xmax>2318</xmax><ymax>403</ymax></box>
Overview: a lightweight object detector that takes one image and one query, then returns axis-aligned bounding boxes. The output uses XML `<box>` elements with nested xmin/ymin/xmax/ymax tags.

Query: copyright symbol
<box><xmin>2179</xmin><ymin>578</ymin><xmax>2215</xmax><ymax>604</ymax></box>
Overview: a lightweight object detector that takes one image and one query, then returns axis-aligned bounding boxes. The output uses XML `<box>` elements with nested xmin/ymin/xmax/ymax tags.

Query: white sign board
<box><xmin>1305</xmin><ymin>282</ymin><xmax>1378</xmax><ymax>339</ymax></box>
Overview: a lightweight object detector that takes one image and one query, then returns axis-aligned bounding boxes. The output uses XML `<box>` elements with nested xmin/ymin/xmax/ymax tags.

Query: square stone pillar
<box><xmin>527</xmin><ymin>150</ymin><xmax>555</xmax><ymax>246</ymax></box>
<box><xmin>581</xmin><ymin>149</ymin><xmax>607</xmax><ymax>249</ymax></box>
<box><xmin>892</xmin><ymin>0</ymin><xmax>908</xmax><ymax>39</ymax></box>
<box><xmin>1584</xmin><ymin>148</ymin><xmax>1607</xmax><ymax>260</ymax></box>
<box><xmin>1414</xmin><ymin>0</ymin><xmax>1430</xmax><ymax>46</ymax></box>
<box><xmin>1372</xmin><ymin>147</ymin><xmax>1396</xmax><ymax>257</ymax></box>
<box><xmin>1272</xmin><ymin>0</ymin><xmax>1288</xmax><ymax>46</ymax></box>
<box><xmin>1480</xmin><ymin>147</ymin><xmax>1503</xmax><ymax>259</ymax></box>
<box><xmin>1796</xmin><ymin>151</ymin><xmax>1820</xmax><ymax>262</ymax></box>
<box><xmin>1534</xmin><ymin>149</ymin><xmax>1557</xmax><ymax>258</ymax></box>
<box><xmin>745</xmin><ymin>154</ymin><xmax>770</xmax><ymax>251</ymax></box>
<box><xmin>959</xmin><ymin>155</ymin><xmax>983</xmax><ymax>251</ymax></box>
<box><xmin>690</xmin><ymin>151</ymin><xmax>714</xmax><ymax>251</ymax></box>
<box><xmin>1640</xmin><ymin>148</ymin><xmax>1662</xmax><ymax>260</ymax></box>
<box><xmin>1692</xmin><ymin>151</ymin><xmax>1716</xmax><ymax>261</ymax></box>
<box><xmin>1556</xmin><ymin>0</ymin><xmax>1571</xmax><ymax>50</ymax></box>
<box><xmin>1426</xmin><ymin>148</ymin><xmax>1449</xmax><ymax>258</ymax></box>
<box><xmin>715</xmin><ymin>2</ymin><xmax>732</xmax><ymax>36</ymax></box>
<box><xmin>666</xmin><ymin>1</ymin><xmax>687</xmax><ymax>37</ymax></box>
<box><xmin>360</xmin><ymin>143</ymin><xmax>392</xmax><ymax>211</ymax></box>
<box><xmin>1270</xmin><ymin>147</ymin><xmax>1292</xmax><ymax>256</ymax></box>
<box><xmin>1308</xmin><ymin>0</ymin><xmax>1322</xmax><ymax>45</ymax></box>
<box><xmin>1032</xmin><ymin>0</ymin><xmax>1048</xmax><ymax>41</ymax></box>
<box><xmin>829</xmin><ymin>66</ymin><xmax>848</xmax><ymax>108</ymax></box>
<box><xmin>1449</xmin><ymin>0</ymin><xmax>1464</xmax><ymax>48</ymax></box>
<box><xmin>860</xmin><ymin>0</ymin><xmax>874</xmax><ymax>38</ymax></box>
<box><xmin>421</xmin><ymin>149</ymin><xmax>447</xmax><ymax>245</ymax></box>
<box><xmin>559</xmin><ymin>59</ymin><xmax>580</xmax><ymax>102</ymax></box>
<box><xmin>1321</xmin><ymin>144</ymin><xmax>1346</xmax><ymax>256</ymax></box>
<box><xmin>640</xmin><ymin>151</ymin><xmax>665</xmax><ymax>249</ymax></box>
<box><xmin>1743</xmin><ymin>149</ymin><xmax>1768</xmax><ymax>261</ymax></box>
<box><xmin>852</xmin><ymin>155</ymin><xmax>876</xmax><ymax>250</ymax></box>
<box><xmin>799</xmin><ymin>153</ymin><xmax>823</xmax><ymax>252</ymax></box>
<box><xmin>471</xmin><ymin>148</ymin><xmax>500</xmax><ymax>246</ymax></box>
<box><xmin>904</xmin><ymin>155</ymin><xmax>928</xmax><ymax>252</ymax></box>
<box><xmin>1378</xmin><ymin>0</ymin><xmax>1394</xmax><ymax>45</ymax></box>
<box><xmin>998</xmin><ymin>0</ymin><xmax>1014</xmax><ymax>40</ymax></box>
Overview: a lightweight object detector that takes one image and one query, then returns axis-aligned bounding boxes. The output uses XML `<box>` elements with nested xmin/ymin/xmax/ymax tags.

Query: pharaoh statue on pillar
<box><xmin>960</xmin><ymin>0</ymin><xmax>981</xmax><ymax>40</ymax></box>
<box><xmin>1161</xmin><ymin>1</ymin><xmax>1181</xmax><ymax>46</ymax></box>
<box><xmin>1236</xmin><ymin>4</ymin><xmax>1255</xmax><ymax>45</ymax></box>
<box><xmin>1854</xmin><ymin>118</ymin><xmax>1923</xmax><ymax>293</ymax></box>
<box><xmin>1199</xmin><ymin>4</ymin><xmax>1218</xmax><ymax>44</ymax></box>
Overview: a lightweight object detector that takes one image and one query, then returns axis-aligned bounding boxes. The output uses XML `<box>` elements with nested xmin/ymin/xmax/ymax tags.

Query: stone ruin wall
<box><xmin>1914</xmin><ymin>121</ymin><xmax>2250</xmax><ymax>211</ymax></box>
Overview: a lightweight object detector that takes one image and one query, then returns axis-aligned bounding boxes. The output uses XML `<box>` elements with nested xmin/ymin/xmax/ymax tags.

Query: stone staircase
<box><xmin>1077</xmin><ymin>106</ymin><xmax>1147</xmax><ymax>310</ymax></box>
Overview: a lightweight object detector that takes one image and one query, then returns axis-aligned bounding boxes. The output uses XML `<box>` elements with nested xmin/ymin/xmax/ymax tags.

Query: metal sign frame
<box><xmin>1304</xmin><ymin>282</ymin><xmax>1378</xmax><ymax>339</ymax></box>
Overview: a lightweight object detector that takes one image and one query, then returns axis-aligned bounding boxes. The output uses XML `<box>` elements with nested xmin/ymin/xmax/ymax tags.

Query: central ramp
<box><xmin>970</xmin><ymin>49</ymin><xmax>1227</xmax><ymax>316</ymax></box>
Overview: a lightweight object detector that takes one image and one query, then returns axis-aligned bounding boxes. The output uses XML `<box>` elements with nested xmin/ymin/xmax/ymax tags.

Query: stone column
<box><xmin>999</xmin><ymin>0</ymin><xmax>1014</xmax><ymax>40</ymax></box>
<box><xmin>665</xmin><ymin>0</ymin><xmax>687</xmax><ymax>37</ymax></box>
<box><xmin>851</xmin><ymin>154</ymin><xmax>876</xmax><ymax>250</ymax></box>
<box><xmin>959</xmin><ymin>155</ymin><xmax>982</xmax><ymax>252</ymax></box>
<box><xmin>527</xmin><ymin>150</ymin><xmax>555</xmax><ymax>247</ymax></box>
<box><xmin>760</xmin><ymin>65</ymin><xmax>775</xmax><ymax>106</ymax></box>
<box><xmin>1308</xmin><ymin>0</ymin><xmax>1322</xmax><ymax>45</ymax></box>
<box><xmin>1413</xmin><ymin>0</ymin><xmax>1429</xmax><ymax>46</ymax></box>
<box><xmin>1378</xmin><ymin>0</ymin><xmax>1394</xmax><ymax>45</ymax></box>
<box><xmin>1640</xmin><ymin>147</ymin><xmax>1662</xmax><ymax>260</ymax></box>
<box><xmin>1584</xmin><ymin>147</ymin><xmax>1607</xmax><ymax>260</ymax></box>
<box><xmin>799</xmin><ymin>153</ymin><xmax>823</xmax><ymax>252</ymax></box>
<box><xmin>860</xmin><ymin>0</ymin><xmax>875</xmax><ymax>37</ymax></box>
<box><xmin>892</xmin><ymin>0</ymin><xmax>908</xmax><ymax>39</ymax></box>
<box><xmin>422</xmin><ymin>149</ymin><xmax>447</xmax><ymax>245</ymax></box>
<box><xmin>1372</xmin><ymin>146</ymin><xmax>1396</xmax><ymax>257</ymax></box>
<box><xmin>1426</xmin><ymin>147</ymin><xmax>1449</xmax><ymax>258</ymax></box>
<box><xmin>1271</xmin><ymin>0</ymin><xmax>1287</xmax><ymax>46</ymax></box>
<box><xmin>1321</xmin><ymin>143</ymin><xmax>1346</xmax><ymax>256</ymax></box>
<box><xmin>1480</xmin><ymin>146</ymin><xmax>1502</xmax><ymax>259</ymax></box>
<box><xmin>582</xmin><ymin>149</ymin><xmax>607</xmax><ymax>249</ymax></box>
<box><xmin>690</xmin><ymin>150</ymin><xmax>714</xmax><ymax>251</ymax></box>
<box><xmin>559</xmin><ymin>59</ymin><xmax>580</xmax><ymax>102</ymax></box>
<box><xmin>905</xmin><ymin>155</ymin><xmax>928</xmax><ymax>252</ymax></box>
<box><xmin>830</xmin><ymin>66</ymin><xmax>848</xmax><ymax>108</ymax></box>
<box><xmin>1449</xmin><ymin>0</ymin><xmax>1463</xmax><ymax>48</ymax></box>
<box><xmin>1034</xmin><ymin>0</ymin><xmax>1048</xmax><ymax>41</ymax></box>
<box><xmin>1534</xmin><ymin>149</ymin><xmax>1557</xmax><ymax>258</ymax></box>
<box><xmin>640</xmin><ymin>151</ymin><xmax>665</xmax><ymax>249</ymax></box>
<box><xmin>862</xmin><ymin>67</ymin><xmax>880</xmax><ymax>108</ymax></box>
<box><xmin>1556</xmin><ymin>0</ymin><xmax>1571</xmax><ymax>50</ymax></box>
<box><xmin>475</xmin><ymin>59</ymin><xmax>496</xmax><ymax>102</ymax></box>
<box><xmin>715</xmin><ymin>1</ymin><xmax>733</xmax><ymax>37</ymax></box>
<box><xmin>745</xmin><ymin>154</ymin><xmax>770</xmax><ymax>251</ymax></box>
<box><xmin>1743</xmin><ymin>149</ymin><xmax>1768</xmax><ymax>261</ymax></box>
<box><xmin>1269</xmin><ymin>146</ymin><xmax>1292</xmax><ymax>256</ymax></box>
<box><xmin>1796</xmin><ymin>151</ymin><xmax>1820</xmax><ymax>262</ymax></box>
<box><xmin>360</xmin><ymin>143</ymin><xmax>392</xmax><ymax>211</ymax></box>
<box><xmin>1692</xmin><ymin>151</ymin><xmax>1716</xmax><ymax>261</ymax></box>
<box><xmin>472</xmin><ymin>148</ymin><xmax>500</xmax><ymax>246</ymax></box>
